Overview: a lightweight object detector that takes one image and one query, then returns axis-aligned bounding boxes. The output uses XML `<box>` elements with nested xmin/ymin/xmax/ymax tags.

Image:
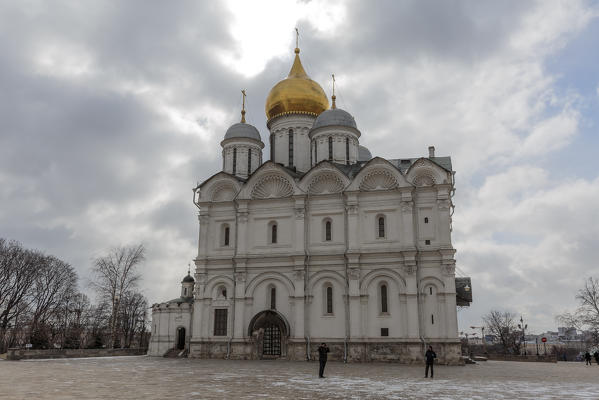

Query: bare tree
<box><xmin>91</xmin><ymin>244</ymin><xmax>145</xmax><ymax>348</ymax></box>
<box><xmin>483</xmin><ymin>310</ymin><xmax>521</xmax><ymax>354</ymax></box>
<box><xmin>118</xmin><ymin>291</ymin><xmax>148</xmax><ymax>348</ymax></box>
<box><xmin>557</xmin><ymin>277</ymin><xmax>599</xmax><ymax>345</ymax></box>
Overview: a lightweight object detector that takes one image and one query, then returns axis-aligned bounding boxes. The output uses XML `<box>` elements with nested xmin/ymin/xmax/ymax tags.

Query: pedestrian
<box><xmin>424</xmin><ymin>345</ymin><xmax>436</xmax><ymax>378</ymax></box>
<box><xmin>318</xmin><ymin>342</ymin><xmax>330</xmax><ymax>378</ymax></box>
<box><xmin>584</xmin><ymin>351</ymin><xmax>592</xmax><ymax>365</ymax></box>
<box><xmin>594</xmin><ymin>351</ymin><xmax>599</xmax><ymax>365</ymax></box>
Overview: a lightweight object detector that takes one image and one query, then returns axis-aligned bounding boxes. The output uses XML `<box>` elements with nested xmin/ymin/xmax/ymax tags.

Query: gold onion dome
<box><xmin>265</xmin><ymin>48</ymin><xmax>329</xmax><ymax>122</ymax></box>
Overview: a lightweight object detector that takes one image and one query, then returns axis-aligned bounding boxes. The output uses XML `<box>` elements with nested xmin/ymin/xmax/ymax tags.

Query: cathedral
<box><xmin>148</xmin><ymin>44</ymin><xmax>472</xmax><ymax>364</ymax></box>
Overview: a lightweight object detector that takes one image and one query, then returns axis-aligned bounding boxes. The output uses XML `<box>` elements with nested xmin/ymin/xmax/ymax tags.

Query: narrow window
<box><xmin>214</xmin><ymin>309</ymin><xmax>228</xmax><ymax>336</ymax></box>
<box><xmin>271</xmin><ymin>223</ymin><xmax>277</xmax><ymax>244</ymax></box>
<box><xmin>381</xmin><ymin>328</ymin><xmax>389</xmax><ymax>337</ymax></box>
<box><xmin>424</xmin><ymin>217</ymin><xmax>429</xmax><ymax>223</ymax></box>
<box><xmin>378</xmin><ymin>216</ymin><xmax>385</xmax><ymax>238</ymax></box>
<box><xmin>315</xmin><ymin>140</ymin><xmax>318</xmax><ymax>162</ymax></box>
<box><xmin>328</xmin><ymin>137</ymin><xmax>333</xmax><ymax>160</ymax></box>
<box><xmin>270</xmin><ymin>287</ymin><xmax>276</xmax><ymax>310</ymax></box>
<box><xmin>221</xmin><ymin>287</ymin><xmax>227</xmax><ymax>298</ymax></box>
<box><xmin>326</xmin><ymin>286</ymin><xmax>333</xmax><ymax>314</ymax></box>
<box><xmin>381</xmin><ymin>284</ymin><xmax>388</xmax><ymax>313</ymax></box>
<box><xmin>310</xmin><ymin>141</ymin><xmax>313</xmax><ymax>166</ymax></box>
<box><xmin>429</xmin><ymin>287</ymin><xmax>433</xmax><ymax>295</ymax></box>
<box><xmin>184</xmin><ymin>287</ymin><xmax>187</xmax><ymax>296</ymax></box>
<box><xmin>325</xmin><ymin>220</ymin><xmax>332</xmax><ymax>241</ymax></box>
<box><xmin>288</xmin><ymin>129</ymin><xmax>294</xmax><ymax>167</ymax></box>
<box><xmin>346</xmin><ymin>138</ymin><xmax>350</xmax><ymax>165</ymax></box>
<box><xmin>270</xmin><ymin>135</ymin><xmax>274</xmax><ymax>161</ymax></box>
<box><xmin>248</xmin><ymin>148</ymin><xmax>252</xmax><ymax>174</ymax></box>
<box><xmin>224</xmin><ymin>226</ymin><xmax>230</xmax><ymax>246</ymax></box>
<box><xmin>232</xmin><ymin>148</ymin><xmax>237</xmax><ymax>175</ymax></box>
<box><xmin>431</xmin><ymin>314</ymin><xmax>434</xmax><ymax>325</ymax></box>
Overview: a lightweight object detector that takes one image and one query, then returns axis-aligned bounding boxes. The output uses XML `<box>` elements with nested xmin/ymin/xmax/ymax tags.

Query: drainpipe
<box><xmin>304</xmin><ymin>192</ymin><xmax>311</xmax><ymax>361</ymax></box>
<box><xmin>343</xmin><ymin>193</ymin><xmax>350</xmax><ymax>363</ymax></box>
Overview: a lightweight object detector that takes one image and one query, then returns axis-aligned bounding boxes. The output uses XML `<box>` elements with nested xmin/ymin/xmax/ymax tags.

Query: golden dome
<box><xmin>265</xmin><ymin>48</ymin><xmax>329</xmax><ymax>122</ymax></box>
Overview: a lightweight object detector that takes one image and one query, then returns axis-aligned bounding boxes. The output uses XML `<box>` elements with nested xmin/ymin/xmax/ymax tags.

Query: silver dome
<box><xmin>223</xmin><ymin>122</ymin><xmax>262</xmax><ymax>142</ymax></box>
<box><xmin>312</xmin><ymin>108</ymin><xmax>357</xmax><ymax>130</ymax></box>
<box><xmin>358</xmin><ymin>145</ymin><xmax>372</xmax><ymax>161</ymax></box>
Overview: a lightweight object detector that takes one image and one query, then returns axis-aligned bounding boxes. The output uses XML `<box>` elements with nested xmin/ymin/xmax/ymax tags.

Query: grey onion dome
<box><xmin>358</xmin><ymin>145</ymin><xmax>372</xmax><ymax>161</ymax></box>
<box><xmin>182</xmin><ymin>274</ymin><xmax>195</xmax><ymax>283</ymax></box>
<box><xmin>223</xmin><ymin>122</ymin><xmax>262</xmax><ymax>142</ymax></box>
<box><xmin>312</xmin><ymin>108</ymin><xmax>357</xmax><ymax>130</ymax></box>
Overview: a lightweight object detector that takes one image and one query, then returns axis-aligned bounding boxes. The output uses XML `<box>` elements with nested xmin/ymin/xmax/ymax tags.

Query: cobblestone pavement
<box><xmin>1</xmin><ymin>356</ymin><xmax>599</xmax><ymax>399</ymax></box>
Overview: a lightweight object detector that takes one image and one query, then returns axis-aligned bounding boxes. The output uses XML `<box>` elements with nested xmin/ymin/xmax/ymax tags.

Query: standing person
<box><xmin>425</xmin><ymin>345</ymin><xmax>436</xmax><ymax>378</ymax></box>
<box><xmin>584</xmin><ymin>351</ymin><xmax>592</xmax><ymax>365</ymax></box>
<box><xmin>594</xmin><ymin>351</ymin><xmax>599</xmax><ymax>365</ymax></box>
<box><xmin>318</xmin><ymin>342</ymin><xmax>330</xmax><ymax>378</ymax></box>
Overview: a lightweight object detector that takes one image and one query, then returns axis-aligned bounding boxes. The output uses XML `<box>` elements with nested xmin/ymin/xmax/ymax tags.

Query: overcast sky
<box><xmin>1</xmin><ymin>0</ymin><xmax>598</xmax><ymax>335</ymax></box>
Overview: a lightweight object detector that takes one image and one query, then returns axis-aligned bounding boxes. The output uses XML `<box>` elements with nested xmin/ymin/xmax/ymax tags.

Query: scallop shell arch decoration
<box><xmin>412</xmin><ymin>169</ymin><xmax>437</xmax><ymax>187</ymax></box>
<box><xmin>211</xmin><ymin>183</ymin><xmax>237</xmax><ymax>202</ymax></box>
<box><xmin>359</xmin><ymin>169</ymin><xmax>399</xmax><ymax>191</ymax></box>
<box><xmin>251</xmin><ymin>174</ymin><xmax>294</xmax><ymax>199</ymax></box>
<box><xmin>308</xmin><ymin>173</ymin><xmax>345</xmax><ymax>195</ymax></box>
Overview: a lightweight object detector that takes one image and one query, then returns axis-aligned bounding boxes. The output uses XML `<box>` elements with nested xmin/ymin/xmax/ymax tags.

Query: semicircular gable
<box><xmin>407</xmin><ymin>159</ymin><xmax>449</xmax><ymax>186</ymax></box>
<box><xmin>245</xmin><ymin>272</ymin><xmax>295</xmax><ymax>297</ymax></box>
<box><xmin>346</xmin><ymin>157</ymin><xmax>411</xmax><ymax>192</ymax></box>
<box><xmin>236</xmin><ymin>162</ymin><xmax>299</xmax><ymax>200</ymax></box>
<box><xmin>360</xmin><ymin>268</ymin><xmax>406</xmax><ymax>295</ymax></box>
<box><xmin>299</xmin><ymin>164</ymin><xmax>350</xmax><ymax>195</ymax></box>
<box><xmin>198</xmin><ymin>173</ymin><xmax>241</xmax><ymax>203</ymax></box>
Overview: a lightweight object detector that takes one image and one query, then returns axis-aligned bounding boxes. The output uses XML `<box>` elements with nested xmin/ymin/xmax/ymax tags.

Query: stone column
<box><xmin>292</xmin><ymin>269</ymin><xmax>305</xmax><ymax>339</ymax></box>
<box><xmin>236</xmin><ymin>203</ymin><xmax>249</xmax><ymax>255</ymax></box>
<box><xmin>346</xmin><ymin>195</ymin><xmax>359</xmax><ymax>250</ymax></box>
<box><xmin>440</xmin><ymin>250</ymin><xmax>458</xmax><ymax>339</ymax></box>
<box><xmin>198</xmin><ymin>210</ymin><xmax>210</xmax><ymax>258</ymax></box>
<box><xmin>436</xmin><ymin>188</ymin><xmax>452</xmax><ymax>248</ymax></box>
<box><xmin>403</xmin><ymin>255</ymin><xmax>419</xmax><ymax>338</ymax></box>
<box><xmin>293</xmin><ymin>198</ymin><xmax>305</xmax><ymax>254</ymax></box>
<box><xmin>348</xmin><ymin>267</ymin><xmax>362</xmax><ymax>338</ymax></box>
<box><xmin>400</xmin><ymin>192</ymin><xmax>415</xmax><ymax>248</ymax></box>
<box><xmin>233</xmin><ymin>271</ymin><xmax>247</xmax><ymax>339</ymax></box>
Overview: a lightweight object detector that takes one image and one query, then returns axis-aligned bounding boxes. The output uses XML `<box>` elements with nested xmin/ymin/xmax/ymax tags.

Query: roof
<box><xmin>312</xmin><ymin>108</ymin><xmax>358</xmax><ymax>130</ymax></box>
<box><xmin>387</xmin><ymin>157</ymin><xmax>453</xmax><ymax>174</ymax></box>
<box><xmin>358</xmin><ymin>145</ymin><xmax>372</xmax><ymax>162</ymax></box>
<box><xmin>182</xmin><ymin>274</ymin><xmax>195</xmax><ymax>283</ymax></box>
<box><xmin>166</xmin><ymin>297</ymin><xmax>193</xmax><ymax>305</ymax></box>
<box><xmin>223</xmin><ymin>122</ymin><xmax>263</xmax><ymax>142</ymax></box>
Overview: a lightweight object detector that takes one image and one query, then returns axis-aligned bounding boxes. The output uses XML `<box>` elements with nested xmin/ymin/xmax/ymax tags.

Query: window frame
<box><xmin>376</xmin><ymin>215</ymin><xmax>386</xmax><ymax>239</ymax></box>
<box><xmin>213</xmin><ymin>309</ymin><xmax>228</xmax><ymax>336</ymax></box>
<box><xmin>325</xmin><ymin>284</ymin><xmax>333</xmax><ymax>315</ymax></box>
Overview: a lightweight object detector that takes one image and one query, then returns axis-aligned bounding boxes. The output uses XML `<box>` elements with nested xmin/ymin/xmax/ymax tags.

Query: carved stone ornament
<box><xmin>348</xmin><ymin>268</ymin><xmax>360</xmax><ymax>280</ymax></box>
<box><xmin>251</xmin><ymin>174</ymin><xmax>294</xmax><ymax>199</ymax></box>
<box><xmin>359</xmin><ymin>169</ymin><xmax>398</xmax><ymax>191</ymax></box>
<box><xmin>294</xmin><ymin>207</ymin><xmax>305</xmax><ymax>219</ymax></box>
<box><xmin>443</xmin><ymin>265</ymin><xmax>456</xmax><ymax>275</ymax></box>
<box><xmin>437</xmin><ymin>199</ymin><xmax>451</xmax><ymax>211</ymax></box>
<box><xmin>346</xmin><ymin>204</ymin><xmax>358</xmax><ymax>215</ymax></box>
<box><xmin>237</xmin><ymin>211</ymin><xmax>249</xmax><ymax>223</ymax></box>
<box><xmin>211</xmin><ymin>183</ymin><xmax>236</xmax><ymax>202</ymax></box>
<box><xmin>308</xmin><ymin>173</ymin><xmax>345</xmax><ymax>194</ymax></box>
<box><xmin>400</xmin><ymin>201</ymin><xmax>413</xmax><ymax>213</ymax></box>
<box><xmin>235</xmin><ymin>272</ymin><xmax>247</xmax><ymax>283</ymax></box>
<box><xmin>413</xmin><ymin>172</ymin><xmax>436</xmax><ymax>187</ymax></box>
<box><xmin>293</xmin><ymin>270</ymin><xmax>305</xmax><ymax>281</ymax></box>
<box><xmin>404</xmin><ymin>265</ymin><xmax>416</xmax><ymax>275</ymax></box>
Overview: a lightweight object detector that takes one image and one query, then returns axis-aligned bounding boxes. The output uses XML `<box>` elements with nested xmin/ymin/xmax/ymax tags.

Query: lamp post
<box><xmin>471</xmin><ymin>325</ymin><xmax>486</xmax><ymax>355</ymax></box>
<box><xmin>518</xmin><ymin>316</ymin><xmax>528</xmax><ymax>356</ymax></box>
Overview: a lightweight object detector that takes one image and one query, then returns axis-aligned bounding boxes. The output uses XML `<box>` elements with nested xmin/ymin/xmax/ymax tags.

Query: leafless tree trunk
<box><xmin>91</xmin><ymin>244</ymin><xmax>145</xmax><ymax>349</ymax></box>
<box><xmin>483</xmin><ymin>310</ymin><xmax>521</xmax><ymax>354</ymax></box>
<box><xmin>118</xmin><ymin>291</ymin><xmax>147</xmax><ymax>348</ymax></box>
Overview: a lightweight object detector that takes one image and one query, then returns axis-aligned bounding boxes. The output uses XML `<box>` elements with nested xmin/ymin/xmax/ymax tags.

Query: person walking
<box><xmin>318</xmin><ymin>342</ymin><xmax>330</xmax><ymax>378</ymax></box>
<box><xmin>425</xmin><ymin>345</ymin><xmax>436</xmax><ymax>378</ymax></box>
<box><xmin>584</xmin><ymin>351</ymin><xmax>592</xmax><ymax>365</ymax></box>
<box><xmin>594</xmin><ymin>351</ymin><xmax>599</xmax><ymax>365</ymax></box>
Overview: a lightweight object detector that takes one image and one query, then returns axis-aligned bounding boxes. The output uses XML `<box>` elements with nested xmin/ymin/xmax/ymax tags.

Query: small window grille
<box><xmin>325</xmin><ymin>220</ymin><xmax>332</xmax><ymax>241</ymax></box>
<box><xmin>378</xmin><ymin>217</ymin><xmax>385</xmax><ymax>238</ymax></box>
<box><xmin>425</xmin><ymin>240</ymin><xmax>431</xmax><ymax>245</ymax></box>
<box><xmin>381</xmin><ymin>328</ymin><xmax>389</xmax><ymax>337</ymax></box>
<box><xmin>214</xmin><ymin>309</ymin><xmax>228</xmax><ymax>336</ymax></box>
<box><xmin>381</xmin><ymin>284</ymin><xmax>388</xmax><ymax>313</ymax></box>
<box><xmin>424</xmin><ymin>217</ymin><xmax>429</xmax><ymax>223</ymax></box>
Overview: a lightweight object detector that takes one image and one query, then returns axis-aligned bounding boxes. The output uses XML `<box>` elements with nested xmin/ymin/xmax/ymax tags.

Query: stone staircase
<box><xmin>163</xmin><ymin>348</ymin><xmax>188</xmax><ymax>358</ymax></box>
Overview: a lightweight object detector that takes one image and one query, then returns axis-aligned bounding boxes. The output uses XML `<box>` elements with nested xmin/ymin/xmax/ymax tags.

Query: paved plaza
<box><xmin>1</xmin><ymin>356</ymin><xmax>598</xmax><ymax>399</ymax></box>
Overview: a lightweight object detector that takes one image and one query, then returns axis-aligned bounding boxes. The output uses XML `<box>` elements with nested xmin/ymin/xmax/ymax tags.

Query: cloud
<box><xmin>0</xmin><ymin>0</ymin><xmax>598</xmax><ymax>334</ymax></box>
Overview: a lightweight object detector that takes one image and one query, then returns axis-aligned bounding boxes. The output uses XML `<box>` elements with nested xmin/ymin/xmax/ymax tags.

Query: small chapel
<box><xmin>148</xmin><ymin>41</ymin><xmax>472</xmax><ymax>364</ymax></box>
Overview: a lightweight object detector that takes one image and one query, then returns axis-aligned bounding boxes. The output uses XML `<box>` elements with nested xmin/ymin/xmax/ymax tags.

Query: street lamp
<box><xmin>471</xmin><ymin>325</ymin><xmax>486</xmax><ymax>354</ymax></box>
<box><xmin>518</xmin><ymin>316</ymin><xmax>528</xmax><ymax>356</ymax></box>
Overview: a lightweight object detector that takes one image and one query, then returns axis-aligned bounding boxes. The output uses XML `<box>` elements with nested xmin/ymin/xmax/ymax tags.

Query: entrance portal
<box><xmin>176</xmin><ymin>327</ymin><xmax>185</xmax><ymax>350</ymax></box>
<box><xmin>248</xmin><ymin>310</ymin><xmax>290</xmax><ymax>358</ymax></box>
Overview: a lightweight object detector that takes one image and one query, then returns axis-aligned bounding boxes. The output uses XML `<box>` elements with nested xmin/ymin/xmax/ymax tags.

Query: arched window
<box><xmin>325</xmin><ymin>220</ymin><xmax>332</xmax><ymax>241</ymax></box>
<box><xmin>247</xmin><ymin>148</ymin><xmax>252</xmax><ymax>174</ymax></box>
<box><xmin>424</xmin><ymin>217</ymin><xmax>429</xmax><ymax>224</ymax></box>
<box><xmin>232</xmin><ymin>148</ymin><xmax>237</xmax><ymax>175</ymax></box>
<box><xmin>381</xmin><ymin>284</ymin><xmax>388</xmax><ymax>313</ymax></box>
<box><xmin>270</xmin><ymin>134</ymin><xmax>275</xmax><ymax>162</ymax></box>
<box><xmin>346</xmin><ymin>138</ymin><xmax>350</xmax><ymax>165</ymax></box>
<box><xmin>270</xmin><ymin>286</ymin><xmax>276</xmax><ymax>310</ymax></box>
<box><xmin>184</xmin><ymin>287</ymin><xmax>188</xmax><ymax>296</ymax></box>
<box><xmin>224</xmin><ymin>226</ymin><xmax>230</xmax><ymax>246</ymax></box>
<box><xmin>377</xmin><ymin>216</ymin><xmax>386</xmax><ymax>238</ymax></box>
<box><xmin>328</xmin><ymin>137</ymin><xmax>333</xmax><ymax>160</ymax></box>
<box><xmin>288</xmin><ymin>129</ymin><xmax>294</xmax><ymax>167</ymax></box>
<box><xmin>326</xmin><ymin>285</ymin><xmax>333</xmax><ymax>314</ymax></box>
<box><xmin>221</xmin><ymin>224</ymin><xmax>231</xmax><ymax>247</ymax></box>
<box><xmin>269</xmin><ymin>222</ymin><xmax>278</xmax><ymax>244</ymax></box>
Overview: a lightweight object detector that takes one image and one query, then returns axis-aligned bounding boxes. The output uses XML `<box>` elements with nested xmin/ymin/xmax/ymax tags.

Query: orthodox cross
<box><xmin>331</xmin><ymin>74</ymin><xmax>337</xmax><ymax>109</ymax></box>
<box><xmin>295</xmin><ymin>27</ymin><xmax>299</xmax><ymax>48</ymax></box>
<box><xmin>241</xmin><ymin>89</ymin><xmax>246</xmax><ymax>123</ymax></box>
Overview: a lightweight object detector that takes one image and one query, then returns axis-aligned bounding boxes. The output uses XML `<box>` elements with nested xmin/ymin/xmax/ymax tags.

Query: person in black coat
<box><xmin>584</xmin><ymin>351</ymin><xmax>592</xmax><ymax>365</ymax></box>
<box><xmin>425</xmin><ymin>345</ymin><xmax>436</xmax><ymax>378</ymax></box>
<box><xmin>318</xmin><ymin>342</ymin><xmax>330</xmax><ymax>378</ymax></box>
<box><xmin>594</xmin><ymin>351</ymin><xmax>599</xmax><ymax>365</ymax></box>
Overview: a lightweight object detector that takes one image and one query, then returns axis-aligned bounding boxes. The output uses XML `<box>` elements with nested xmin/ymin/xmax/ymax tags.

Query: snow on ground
<box><xmin>1</xmin><ymin>357</ymin><xmax>598</xmax><ymax>399</ymax></box>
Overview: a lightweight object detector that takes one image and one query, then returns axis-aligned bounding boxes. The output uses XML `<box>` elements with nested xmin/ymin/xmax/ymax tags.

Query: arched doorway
<box><xmin>248</xmin><ymin>310</ymin><xmax>290</xmax><ymax>358</ymax></box>
<box><xmin>176</xmin><ymin>327</ymin><xmax>186</xmax><ymax>350</ymax></box>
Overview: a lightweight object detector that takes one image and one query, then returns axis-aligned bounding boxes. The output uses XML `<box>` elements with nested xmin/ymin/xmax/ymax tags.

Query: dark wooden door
<box><xmin>176</xmin><ymin>328</ymin><xmax>185</xmax><ymax>350</ymax></box>
<box><xmin>262</xmin><ymin>324</ymin><xmax>281</xmax><ymax>356</ymax></box>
